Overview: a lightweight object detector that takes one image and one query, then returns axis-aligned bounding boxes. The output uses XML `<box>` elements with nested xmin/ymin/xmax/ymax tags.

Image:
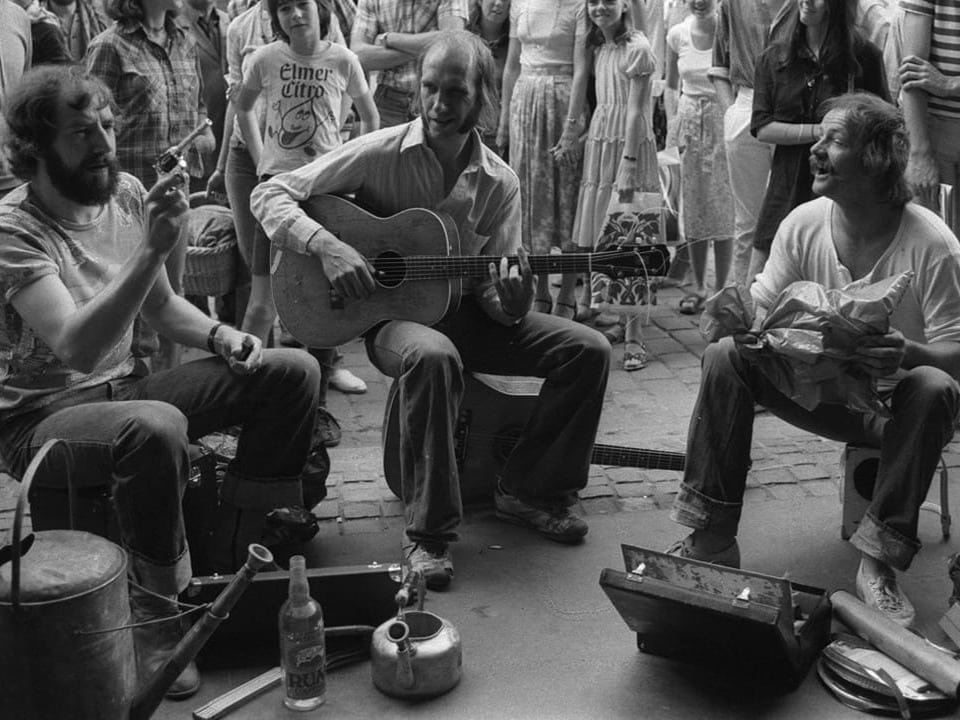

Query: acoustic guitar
<box><xmin>382</xmin><ymin>372</ymin><xmax>686</xmax><ymax>505</ymax></box>
<box><xmin>271</xmin><ymin>194</ymin><xmax>670</xmax><ymax>347</ymax></box>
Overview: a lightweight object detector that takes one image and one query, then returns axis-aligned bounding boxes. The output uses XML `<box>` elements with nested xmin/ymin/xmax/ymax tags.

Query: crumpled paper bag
<box><xmin>699</xmin><ymin>272</ymin><xmax>914</xmax><ymax>414</ymax></box>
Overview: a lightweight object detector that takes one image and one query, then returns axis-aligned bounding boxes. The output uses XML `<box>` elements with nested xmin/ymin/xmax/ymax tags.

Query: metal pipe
<box><xmin>129</xmin><ymin>544</ymin><xmax>274</xmax><ymax>720</ymax></box>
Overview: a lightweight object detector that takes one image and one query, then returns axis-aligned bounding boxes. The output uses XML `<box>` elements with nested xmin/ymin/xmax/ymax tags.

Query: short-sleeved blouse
<box><xmin>510</xmin><ymin>0</ymin><xmax>585</xmax><ymax>69</ymax></box>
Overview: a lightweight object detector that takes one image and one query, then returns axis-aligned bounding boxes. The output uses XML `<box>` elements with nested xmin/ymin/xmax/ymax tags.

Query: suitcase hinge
<box><xmin>732</xmin><ymin>586</ymin><xmax>751</xmax><ymax>607</ymax></box>
<box><xmin>627</xmin><ymin>562</ymin><xmax>646</xmax><ymax>582</ymax></box>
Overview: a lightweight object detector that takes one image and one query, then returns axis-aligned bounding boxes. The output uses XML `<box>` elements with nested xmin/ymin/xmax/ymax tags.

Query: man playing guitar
<box><xmin>252</xmin><ymin>30</ymin><xmax>611</xmax><ymax>591</ymax></box>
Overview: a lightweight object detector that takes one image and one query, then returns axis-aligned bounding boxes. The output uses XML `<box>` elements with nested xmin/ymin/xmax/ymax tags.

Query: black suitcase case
<box><xmin>599</xmin><ymin>544</ymin><xmax>832</xmax><ymax>690</ymax></box>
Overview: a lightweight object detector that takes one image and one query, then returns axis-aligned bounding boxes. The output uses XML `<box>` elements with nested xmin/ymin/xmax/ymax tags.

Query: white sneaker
<box><xmin>329</xmin><ymin>367</ymin><xmax>367</xmax><ymax>394</ymax></box>
<box><xmin>855</xmin><ymin>560</ymin><xmax>916</xmax><ymax>628</ymax></box>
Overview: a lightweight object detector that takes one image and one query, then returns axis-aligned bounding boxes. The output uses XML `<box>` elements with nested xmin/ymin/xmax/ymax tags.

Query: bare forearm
<box><xmin>711</xmin><ymin>76</ymin><xmax>735</xmax><ymax>112</ymax></box>
<box><xmin>352</xmin><ymin>39</ymin><xmax>413</xmax><ymax>72</ymax></box>
<box><xmin>755</xmin><ymin>121</ymin><xmax>821</xmax><ymax>146</ymax></box>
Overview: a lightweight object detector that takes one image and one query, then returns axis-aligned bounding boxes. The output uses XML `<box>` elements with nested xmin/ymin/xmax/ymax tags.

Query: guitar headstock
<box><xmin>591</xmin><ymin>244</ymin><xmax>671</xmax><ymax>278</ymax></box>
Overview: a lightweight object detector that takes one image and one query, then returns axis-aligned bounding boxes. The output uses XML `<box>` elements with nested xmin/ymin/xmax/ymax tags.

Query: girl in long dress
<box><xmin>561</xmin><ymin>0</ymin><xmax>660</xmax><ymax>370</ymax></box>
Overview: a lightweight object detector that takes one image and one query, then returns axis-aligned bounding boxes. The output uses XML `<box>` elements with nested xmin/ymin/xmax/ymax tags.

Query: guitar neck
<box><xmin>591</xmin><ymin>444</ymin><xmax>686</xmax><ymax>472</ymax></box>
<box><xmin>383</xmin><ymin>251</ymin><xmax>662</xmax><ymax>280</ymax></box>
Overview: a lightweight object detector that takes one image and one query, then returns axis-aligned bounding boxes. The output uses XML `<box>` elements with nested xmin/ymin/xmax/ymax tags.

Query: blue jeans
<box><xmin>0</xmin><ymin>349</ymin><xmax>321</xmax><ymax>592</ymax></box>
<box><xmin>671</xmin><ymin>337</ymin><xmax>960</xmax><ymax>571</ymax></box>
<box><xmin>374</xmin><ymin>84</ymin><xmax>417</xmax><ymax>129</ymax></box>
<box><xmin>366</xmin><ymin>298</ymin><xmax>610</xmax><ymax>544</ymax></box>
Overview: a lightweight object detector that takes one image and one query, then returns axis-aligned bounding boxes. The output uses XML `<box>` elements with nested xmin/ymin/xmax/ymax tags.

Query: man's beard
<box><xmin>45</xmin><ymin>150</ymin><xmax>120</xmax><ymax>206</ymax></box>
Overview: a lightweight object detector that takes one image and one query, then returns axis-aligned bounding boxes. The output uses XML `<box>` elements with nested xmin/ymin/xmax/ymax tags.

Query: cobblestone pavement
<box><xmin>3</xmin><ymin>284</ymin><xmax>957</xmax><ymax>539</ymax></box>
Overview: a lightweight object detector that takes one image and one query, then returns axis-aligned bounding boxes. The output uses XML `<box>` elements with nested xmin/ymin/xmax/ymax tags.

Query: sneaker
<box><xmin>405</xmin><ymin>542</ymin><xmax>454</xmax><ymax>591</ymax></box>
<box><xmin>856</xmin><ymin>560</ymin><xmax>916</xmax><ymax>628</ymax></box>
<box><xmin>494</xmin><ymin>486</ymin><xmax>588</xmax><ymax>544</ymax></box>
<box><xmin>666</xmin><ymin>533</ymin><xmax>741</xmax><ymax>568</ymax></box>
<box><xmin>314</xmin><ymin>406</ymin><xmax>341</xmax><ymax>448</ymax></box>
<box><xmin>329</xmin><ymin>367</ymin><xmax>367</xmax><ymax>394</ymax></box>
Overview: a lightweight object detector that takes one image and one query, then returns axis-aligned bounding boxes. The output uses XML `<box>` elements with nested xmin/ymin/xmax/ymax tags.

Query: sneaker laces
<box><xmin>867</xmin><ymin>575</ymin><xmax>906</xmax><ymax>614</ymax></box>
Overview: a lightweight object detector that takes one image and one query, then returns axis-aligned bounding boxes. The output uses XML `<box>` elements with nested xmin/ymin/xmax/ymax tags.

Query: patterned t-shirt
<box><xmin>900</xmin><ymin>0</ymin><xmax>960</xmax><ymax>119</ymax></box>
<box><xmin>0</xmin><ymin>174</ymin><xmax>146</xmax><ymax>418</ymax></box>
<box><xmin>244</xmin><ymin>40</ymin><xmax>368</xmax><ymax>176</ymax></box>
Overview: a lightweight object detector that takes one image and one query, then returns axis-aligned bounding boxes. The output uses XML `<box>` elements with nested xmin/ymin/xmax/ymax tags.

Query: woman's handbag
<box><xmin>590</xmin><ymin>191</ymin><xmax>667</xmax><ymax>315</ymax></box>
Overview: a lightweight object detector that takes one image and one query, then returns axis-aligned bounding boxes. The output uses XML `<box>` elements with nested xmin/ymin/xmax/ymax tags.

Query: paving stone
<box><xmin>766</xmin><ymin>484</ymin><xmax>808</xmax><ymax>502</ymax></box>
<box><xmin>579</xmin><ymin>485</ymin><xmax>615</xmax><ymax>499</ymax></box>
<box><xmin>342</xmin><ymin>501</ymin><xmax>380</xmax><ymax>519</ymax></box>
<box><xmin>742</xmin><ymin>486</ymin><xmax>771</xmax><ymax>504</ymax></box>
<box><xmin>342</xmin><ymin>484</ymin><xmax>383</xmax><ymax>502</ymax></box>
<box><xmin>615</xmin><ymin>483</ymin><xmax>656</xmax><ymax>498</ymax></box>
<box><xmin>790</xmin><ymin>464</ymin><xmax>832</xmax><ymax>481</ymax></box>
<box><xmin>341</xmin><ymin>518</ymin><xmax>385</xmax><ymax>535</ymax></box>
<box><xmin>802</xmin><ymin>479</ymin><xmax>840</xmax><ymax>498</ymax></box>
<box><xmin>619</xmin><ymin>496</ymin><xmax>659</xmax><ymax>512</ymax></box>
<box><xmin>313</xmin><ymin>501</ymin><xmax>341</xmax><ymax>520</ymax></box>
<box><xmin>581</xmin><ymin>496</ymin><xmax>623</xmax><ymax>515</ymax></box>
<box><xmin>314</xmin><ymin>520</ymin><xmax>343</xmax><ymax>539</ymax></box>
<box><xmin>750</xmin><ymin>467</ymin><xmax>796</xmax><ymax>485</ymax></box>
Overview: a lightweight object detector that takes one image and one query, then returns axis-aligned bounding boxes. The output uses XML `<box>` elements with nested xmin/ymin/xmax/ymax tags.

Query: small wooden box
<box><xmin>599</xmin><ymin>545</ymin><xmax>832</xmax><ymax>690</ymax></box>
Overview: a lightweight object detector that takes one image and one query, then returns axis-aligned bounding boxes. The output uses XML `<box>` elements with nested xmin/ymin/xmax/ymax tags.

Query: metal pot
<box><xmin>370</xmin><ymin>571</ymin><xmax>462</xmax><ymax>699</ymax></box>
<box><xmin>0</xmin><ymin>440</ymin><xmax>135</xmax><ymax>720</ymax></box>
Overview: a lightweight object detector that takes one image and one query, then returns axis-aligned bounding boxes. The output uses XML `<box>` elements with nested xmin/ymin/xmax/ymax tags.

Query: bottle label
<box><xmin>283</xmin><ymin>640</ymin><xmax>326</xmax><ymax>700</ymax></box>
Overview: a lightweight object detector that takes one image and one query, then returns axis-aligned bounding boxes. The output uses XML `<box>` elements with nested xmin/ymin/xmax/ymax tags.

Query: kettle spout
<box><xmin>387</xmin><ymin>620</ymin><xmax>416</xmax><ymax>690</ymax></box>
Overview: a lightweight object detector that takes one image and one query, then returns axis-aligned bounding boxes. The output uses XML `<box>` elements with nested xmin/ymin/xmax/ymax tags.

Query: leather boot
<box><xmin>129</xmin><ymin>584</ymin><xmax>201</xmax><ymax>699</ymax></box>
<box><xmin>209</xmin><ymin>503</ymin><xmax>271</xmax><ymax>573</ymax></box>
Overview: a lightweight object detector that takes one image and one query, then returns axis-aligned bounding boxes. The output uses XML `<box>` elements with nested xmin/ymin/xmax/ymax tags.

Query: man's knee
<box><xmin>259</xmin><ymin>348</ymin><xmax>323</xmax><ymax>396</ymax></box>
<box><xmin>896</xmin><ymin>366</ymin><xmax>960</xmax><ymax>419</ymax></box>
<box><xmin>404</xmin><ymin>342</ymin><xmax>463</xmax><ymax>384</ymax></box>
<box><xmin>116</xmin><ymin>403</ymin><xmax>190</xmax><ymax>472</ymax></box>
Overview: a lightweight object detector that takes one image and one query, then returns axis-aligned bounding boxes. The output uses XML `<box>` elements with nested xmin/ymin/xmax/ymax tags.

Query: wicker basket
<box><xmin>184</xmin><ymin>194</ymin><xmax>238</xmax><ymax>297</ymax></box>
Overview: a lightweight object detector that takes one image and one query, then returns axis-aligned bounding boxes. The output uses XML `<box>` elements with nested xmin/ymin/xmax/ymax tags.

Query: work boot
<box><xmin>209</xmin><ymin>504</ymin><xmax>271</xmax><ymax>573</ymax></box>
<box><xmin>129</xmin><ymin>586</ymin><xmax>200</xmax><ymax>699</ymax></box>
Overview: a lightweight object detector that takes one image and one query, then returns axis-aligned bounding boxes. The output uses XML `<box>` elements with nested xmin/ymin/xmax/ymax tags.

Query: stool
<box><xmin>841</xmin><ymin>444</ymin><xmax>951</xmax><ymax>541</ymax></box>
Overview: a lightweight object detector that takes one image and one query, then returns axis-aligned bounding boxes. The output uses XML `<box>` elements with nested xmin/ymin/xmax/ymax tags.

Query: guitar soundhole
<box><xmin>373</xmin><ymin>251</ymin><xmax>406</xmax><ymax>288</ymax></box>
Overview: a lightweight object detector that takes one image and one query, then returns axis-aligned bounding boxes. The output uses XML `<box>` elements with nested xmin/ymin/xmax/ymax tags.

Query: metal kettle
<box><xmin>370</xmin><ymin>571</ymin><xmax>462</xmax><ymax>699</ymax></box>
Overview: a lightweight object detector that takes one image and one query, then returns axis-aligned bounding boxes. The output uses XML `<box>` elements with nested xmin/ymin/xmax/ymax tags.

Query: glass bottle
<box><xmin>279</xmin><ymin>555</ymin><xmax>326</xmax><ymax>710</ymax></box>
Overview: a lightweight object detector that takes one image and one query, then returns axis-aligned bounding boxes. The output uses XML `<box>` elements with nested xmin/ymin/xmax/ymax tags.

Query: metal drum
<box><xmin>0</xmin><ymin>440</ymin><xmax>135</xmax><ymax>720</ymax></box>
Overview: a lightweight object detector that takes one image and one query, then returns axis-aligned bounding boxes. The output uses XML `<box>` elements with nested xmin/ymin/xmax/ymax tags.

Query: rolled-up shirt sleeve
<box><xmin>250</xmin><ymin>146</ymin><xmax>367</xmax><ymax>255</ymax></box>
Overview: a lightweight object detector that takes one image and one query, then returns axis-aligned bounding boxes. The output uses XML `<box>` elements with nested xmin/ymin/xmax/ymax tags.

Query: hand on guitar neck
<box><xmin>488</xmin><ymin>246</ymin><xmax>537</xmax><ymax>320</ymax></box>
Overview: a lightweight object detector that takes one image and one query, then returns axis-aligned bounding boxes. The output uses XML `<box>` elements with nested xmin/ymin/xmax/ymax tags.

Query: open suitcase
<box><xmin>599</xmin><ymin>544</ymin><xmax>832</xmax><ymax>690</ymax></box>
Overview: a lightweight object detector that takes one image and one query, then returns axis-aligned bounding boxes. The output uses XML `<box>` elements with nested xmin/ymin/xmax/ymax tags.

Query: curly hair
<box><xmin>3</xmin><ymin>65</ymin><xmax>116</xmax><ymax>180</ymax></box>
<box><xmin>416</xmin><ymin>30</ymin><xmax>500</xmax><ymax>138</ymax></box>
<box><xmin>105</xmin><ymin>0</ymin><xmax>145</xmax><ymax>22</ymax></box>
<box><xmin>265</xmin><ymin>0</ymin><xmax>331</xmax><ymax>43</ymax></box>
<box><xmin>819</xmin><ymin>92</ymin><xmax>911</xmax><ymax>207</ymax></box>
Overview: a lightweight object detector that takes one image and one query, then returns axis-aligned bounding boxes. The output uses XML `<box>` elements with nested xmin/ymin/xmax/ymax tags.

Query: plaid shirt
<box><xmin>353</xmin><ymin>0</ymin><xmax>468</xmax><ymax>94</ymax></box>
<box><xmin>85</xmin><ymin>18</ymin><xmax>207</xmax><ymax>187</ymax></box>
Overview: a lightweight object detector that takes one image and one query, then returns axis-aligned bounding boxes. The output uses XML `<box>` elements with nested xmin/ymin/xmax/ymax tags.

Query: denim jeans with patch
<box><xmin>671</xmin><ymin>337</ymin><xmax>960</xmax><ymax>571</ymax></box>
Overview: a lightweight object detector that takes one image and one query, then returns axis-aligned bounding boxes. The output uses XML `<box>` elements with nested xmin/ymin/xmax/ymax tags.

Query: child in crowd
<box><xmin>234</xmin><ymin>0</ymin><xmax>378</xmax><ymax>343</ymax></box>
<box><xmin>560</xmin><ymin>0</ymin><xmax>660</xmax><ymax>371</ymax></box>
<box><xmin>666</xmin><ymin>0</ymin><xmax>732</xmax><ymax>314</ymax></box>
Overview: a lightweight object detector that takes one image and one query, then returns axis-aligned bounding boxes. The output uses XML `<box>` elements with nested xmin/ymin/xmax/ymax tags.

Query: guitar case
<box><xmin>599</xmin><ymin>544</ymin><xmax>832</xmax><ymax>690</ymax></box>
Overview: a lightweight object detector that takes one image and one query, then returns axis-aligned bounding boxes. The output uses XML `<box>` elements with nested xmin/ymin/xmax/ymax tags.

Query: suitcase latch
<box><xmin>732</xmin><ymin>587</ymin><xmax>751</xmax><ymax>607</ymax></box>
<box><xmin>627</xmin><ymin>562</ymin><xmax>646</xmax><ymax>582</ymax></box>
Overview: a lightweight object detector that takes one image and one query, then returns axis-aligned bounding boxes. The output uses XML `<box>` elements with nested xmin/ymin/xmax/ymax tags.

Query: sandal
<box><xmin>623</xmin><ymin>344</ymin><xmax>649</xmax><ymax>372</ymax></box>
<box><xmin>678</xmin><ymin>294</ymin><xmax>705</xmax><ymax>315</ymax></box>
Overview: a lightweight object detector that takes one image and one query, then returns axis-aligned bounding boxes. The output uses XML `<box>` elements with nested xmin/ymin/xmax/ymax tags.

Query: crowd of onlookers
<box><xmin>1</xmin><ymin>0</ymin><xmax>958</xmax><ymax>379</ymax></box>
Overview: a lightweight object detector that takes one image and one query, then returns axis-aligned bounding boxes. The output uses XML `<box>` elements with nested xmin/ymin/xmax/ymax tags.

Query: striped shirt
<box><xmin>901</xmin><ymin>0</ymin><xmax>960</xmax><ymax>119</ymax></box>
<box><xmin>352</xmin><ymin>0</ymin><xmax>469</xmax><ymax>94</ymax></box>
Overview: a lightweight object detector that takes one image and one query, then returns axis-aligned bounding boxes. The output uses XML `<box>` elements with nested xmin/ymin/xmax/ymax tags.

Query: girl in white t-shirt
<box><xmin>235</xmin><ymin>0</ymin><xmax>379</xmax><ymax>341</ymax></box>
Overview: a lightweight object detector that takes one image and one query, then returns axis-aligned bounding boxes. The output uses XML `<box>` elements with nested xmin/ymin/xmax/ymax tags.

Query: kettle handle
<box><xmin>10</xmin><ymin>439</ymin><xmax>65</xmax><ymax>609</ymax></box>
